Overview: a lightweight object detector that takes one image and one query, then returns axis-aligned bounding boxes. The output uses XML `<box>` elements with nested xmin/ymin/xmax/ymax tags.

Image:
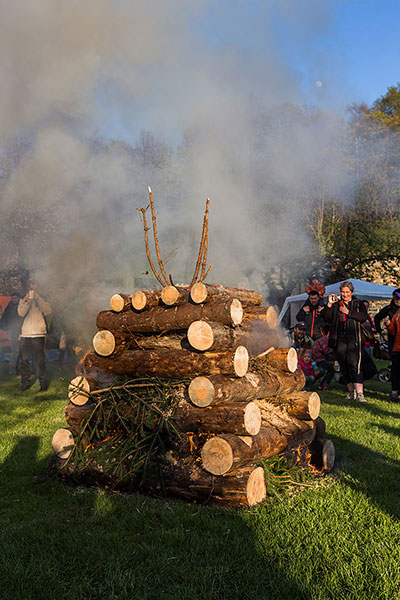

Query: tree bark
<box><xmin>160</xmin><ymin>285</ymin><xmax>191</xmax><ymax>306</ymax></box>
<box><xmin>255</xmin><ymin>400</ymin><xmax>315</xmax><ymax>438</ymax></box>
<box><xmin>96</xmin><ymin>298</ymin><xmax>243</xmax><ymax>334</ymax></box>
<box><xmin>190</xmin><ymin>282</ymin><xmax>264</xmax><ymax>307</ymax></box>
<box><xmin>174</xmin><ymin>400</ymin><xmax>261</xmax><ymax>435</ymax></box>
<box><xmin>188</xmin><ymin>369</ymin><xmax>305</xmax><ymax>407</ymax></box>
<box><xmin>249</xmin><ymin>347</ymin><xmax>297</xmax><ymax>374</ymax></box>
<box><xmin>201</xmin><ymin>420</ymin><xmax>316</xmax><ymax>476</ymax></box>
<box><xmin>269</xmin><ymin>390</ymin><xmax>320</xmax><ymax>421</ymax></box>
<box><xmin>186</xmin><ymin>320</ymin><xmax>282</xmax><ymax>354</ymax></box>
<box><xmin>145</xmin><ymin>460</ymin><xmax>266</xmax><ymax>507</ymax></box>
<box><xmin>242</xmin><ymin>306</ymin><xmax>279</xmax><ymax>329</ymax></box>
<box><xmin>131</xmin><ymin>289</ymin><xmax>161</xmax><ymax>311</ymax></box>
<box><xmin>310</xmin><ymin>438</ymin><xmax>335</xmax><ymax>472</ymax></box>
<box><xmin>65</xmin><ymin>402</ymin><xmax>93</xmax><ymax>433</ymax></box>
<box><xmin>83</xmin><ymin>346</ymin><xmax>249</xmax><ymax>379</ymax></box>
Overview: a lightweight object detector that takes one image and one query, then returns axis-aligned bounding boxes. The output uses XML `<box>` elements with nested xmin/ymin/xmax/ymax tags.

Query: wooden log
<box><xmin>131</xmin><ymin>289</ymin><xmax>160</xmax><ymax>311</ymax></box>
<box><xmin>310</xmin><ymin>438</ymin><xmax>335</xmax><ymax>472</ymax></box>
<box><xmin>160</xmin><ymin>285</ymin><xmax>190</xmax><ymax>306</ymax></box>
<box><xmin>249</xmin><ymin>347</ymin><xmax>297</xmax><ymax>375</ymax></box>
<box><xmin>83</xmin><ymin>345</ymin><xmax>249</xmax><ymax>379</ymax></box>
<box><xmin>110</xmin><ymin>293</ymin><xmax>133</xmax><ymax>313</ymax></box>
<box><xmin>187</xmin><ymin>320</ymin><xmax>282</xmax><ymax>354</ymax></box>
<box><xmin>201</xmin><ymin>419</ymin><xmax>315</xmax><ymax>475</ymax></box>
<box><xmin>68</xmin><ymin>376</ymin><xmax>99</xmax><ymax>406</ymax></box>
<box><xmin>188</xmin><ymin>369</ymin><xmax>305</xmax><ymax>407</ymax></box>
<box><xmin>52</xmin><ymin>428</ymin><xmax>74</xmax><ymax>459</ymax></box>
<box><xmin>273</xmin><ymin>391</ymin><xmax>320</xmax><ymax>421</ymax></box>
<box><xmin>146</xmin><ymin>461</ymin><xmax>266</xmax><ymax>507</ymax></box>
<box><xmin>96</xmin><ymin>298</ymin><xmax>243</xmax><ymax>334</ymax></box>
<box><xmin>315</xmin><ymin>416</ymin><xmax>326</xmax><ymax>439</ymax></box>
<box><xmin>256</xmin><ymin>400</ymin><xmax>315</xmax><ymax>438</ymax></box>
<box><xmin>174</xmin><ymin>400</ymin><xmax>261</xmax><ymax>436</ymax></box>
<box><xmin>243</xmin><ymin>306</ymin><xmax>279</xmax><ymax>329</ymax></box>
<box><xmin>190</xmin><ymin>282</ymin><xmax>264</xmax><ymax>307</ymax></box>
<box><xmin>65</xmin><ymin>402</ymin><xmax>93</xmax><ymax>433</ymax></box>
<box><xmin>93</xmin><ymin>330</ymin><xmax>120</xmax><ymax>356</ymax></box>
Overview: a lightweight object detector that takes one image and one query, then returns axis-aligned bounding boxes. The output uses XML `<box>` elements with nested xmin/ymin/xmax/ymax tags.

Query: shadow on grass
<box><xmin>0</xmin><ymin>434</ymin><xmax>311</xmax><ymax>600</ymax></box>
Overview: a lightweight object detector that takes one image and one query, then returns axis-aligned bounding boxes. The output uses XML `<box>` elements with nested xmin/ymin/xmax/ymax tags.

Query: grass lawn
<box><xmin>1</xmin><ymin>361</ymin><xmax>400</xmax><ymax>600</ymax></box>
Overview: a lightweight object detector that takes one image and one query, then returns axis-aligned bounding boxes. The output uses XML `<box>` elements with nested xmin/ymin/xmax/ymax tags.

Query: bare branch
<box><xmin>199</xmin><ymin>198</ymin><xmax>210</xmax><ymax>281</ymax></box>
<box><xmin>136</xmin><ymin>206</ymin><xmax>166</xmax><ymax>287</ymax></box>
<box><xmin>191</xmin><ymin>198</ymin><xmax>209</xmax><ymax>285</ymax></box>
<box><xmin>148</xmin><ymin>186</ymin><xmax>170</xmax><ymax>285</ymax></box>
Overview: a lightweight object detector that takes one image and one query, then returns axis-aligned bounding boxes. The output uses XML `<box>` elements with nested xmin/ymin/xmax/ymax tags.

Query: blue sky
<box><xmin>194</xmin><ymin>0</ymin><xmax>400</xmax><ymax>112</ymax></box>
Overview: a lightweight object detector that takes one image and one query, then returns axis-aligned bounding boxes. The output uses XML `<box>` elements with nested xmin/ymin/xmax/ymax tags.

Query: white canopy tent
<box><xmin>278</xmin><ymin>278</ymin><xmax>397</xmax><ymax>328</ymax></box>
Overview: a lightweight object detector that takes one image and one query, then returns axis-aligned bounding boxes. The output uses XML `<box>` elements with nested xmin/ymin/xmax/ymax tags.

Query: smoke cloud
<box><xmin>0</xmin><ymin>0</ymin><xmax>355</xmax><ymax>340</ymax></box>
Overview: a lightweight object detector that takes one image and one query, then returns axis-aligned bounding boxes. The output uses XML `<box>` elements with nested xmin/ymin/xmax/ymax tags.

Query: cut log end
<box><xmin>68</xmin><ymin>376</ymin><xmax>93</xmax><ymax>406</ymax></box>
<box><xmin>287</xmin><ymin>347</ymin><xmax>298</xmax><ymax>373</ymax></box>
<box><xmin>308</xmin><ymin>392</ymin><xmax>321</xmax><ymax>421</ymax></box>
<box><xmin>188</xmin><ymin>376</ymin><xmax>215</xmax><ymax>407</ymax></box>
<box><xmin>93</xmin><ymin>330</ymin><xmax>116</xmax><ymax>357</ymax></box>
<box><xmin>244</xmin><ymin>401</ymin><xmax>261</xmax><ymax>436</ymax></box>
<box><xmin>247</xmin><ymin>466</ymin><xmax>266</xmax><ymax>506</ymax></box>
<box><xmin>161</xmin><ymin>285</ymin><xmax>180</xmax><ymax>306</ymax></box>
<box><xmin>322</xmin><ymin>439</ymin><xmax>335</xmax><ymax>472</ymax></box>
<box><xmin>234</xmin><ymin>345</ymin><xmax>249</xmax><ymax>377</ymax></box>
<box><xmin>201</xmin><ymin>437</ymin><xmax>233</xmax><ymax>475</ymax></box>
<box><xmin>132</xmin><ymin>290</ymin><xmax>147</xmax><ymax>311</ymax></box>
<box><xmin>190</xmin><ymin>282</ymin><xmax>208</xmax><ymax>304</ymax></box>
<box><xmin>187</xmin><ymin>320</ymin><xmax>214</xmax><ymax>351</ymax></box>
<box><xmin>110</xmin><ymin>294</ymin><xmax>125</xmax><ymax>313</ymax></box>
<box><xmin>230</xmin><ymin>298</ymin><xmax>243</xmax><ymax>326</ymax></box>
<box><xmin>52</xmin><ymin>429</ymin><xmax>74</xmax><ymax>459</ymax></box>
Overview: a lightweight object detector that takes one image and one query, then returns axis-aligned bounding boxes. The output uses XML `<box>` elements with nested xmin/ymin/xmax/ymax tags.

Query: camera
<box><xmin>331</xmin><ymin>294</ymin><xmax>340</xmax><ymax>302</ymax></box>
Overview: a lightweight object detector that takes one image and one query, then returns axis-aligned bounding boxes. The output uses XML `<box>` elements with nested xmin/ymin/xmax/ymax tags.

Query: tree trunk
<box><xmin>131</xmin><ymin>289</ymin><xmax>161</xmax><ymax>311</ymax></box>
<box><xmin>190</xmin><ymin>282</ymin><xmax>264</xmax><ymax>307</ymax></box>
<box><xmin>186</xmin><ymin>320</ymin><xmax>282</xmax><ymax>354</ymax></box>
<box><xmin>188</xmin><ymin>369</ymin><xmax>305</xmax><ymax>407</ymax></box>
<box><xmin>160</xmin><ymin>285</ymin><xmax>191</xmax><ymax>306</ymax></box>
<box><xmin>270</xmin><ymin>391</ymin><xmax>320</xmax><ymax>421</ymax></box>
<box><xmin>68</xmin><ymin>376</ymin><xmax>99</xmax><ymax>406</ymax></box>
<box><xmin>201</xmin><ymin>420</ymin><xmax>316</xmax><ymax>476</ymax></box>
<box><xmin>310</xmin><ymin>438</ymin><xmax>335</xmax><ymax>472</ymax></box>
<box><xmin>174</xmin><ymin>400</ymin><xmax>261</xmax><ymax>435</ymax></box>
<box><xmin>96</xmin><ymin>298</ymin><xmax>243</xmax><ymax>333</ymax></box>
<box><xmin>145</xmin><ymin>461</ymin><xmax>266</xmax><ymax>507</ymax></box>
<box><xmin>249</xmin><ymin>347</ymin><xmax>297</xmax><ymax>374</ymax></box>
<box><xmin>109</xmin><ymin>293</ymin><xmax>133</xmax><ymax>313</ymax></box>
<box><xmin>65</xmin><ymin>402</ymin><xmax>93</xmax><ymax>433</ymax></box>
<box><xmin>83</xmin><ymin>346</ymin><xmax>249</xmax><ymax>379</ymax></box>
<box><xmin>256</xmin><ymin>400</ymin><xmax>315</xmax><ymax>437</ymax></box>
<box><xmin>243</xmin><ymin>306</ymin><xmax>279</xmax><ymax>329</ymax></box>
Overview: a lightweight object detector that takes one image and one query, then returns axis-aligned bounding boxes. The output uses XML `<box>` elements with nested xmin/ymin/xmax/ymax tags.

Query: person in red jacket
<box><xmin>298</xmin><ymin>347</ymin><xmax>320</xmax><ymax>391</ymax></box>
<box><xmin>385</xmin><ymin>308</ymin><xmax>400</xmax><ymax>402</ymax></box>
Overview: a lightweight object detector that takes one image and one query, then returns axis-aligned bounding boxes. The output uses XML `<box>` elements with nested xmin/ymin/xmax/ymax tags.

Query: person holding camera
<box><xmin>321</xmin><ymin>281</ymin><xmax>368</xmax><ymax>403</ymax></box>
<box><xmin>18</xmin><ymin>280</ymin><xmax>52</xmax><ymax>392</ymax></box>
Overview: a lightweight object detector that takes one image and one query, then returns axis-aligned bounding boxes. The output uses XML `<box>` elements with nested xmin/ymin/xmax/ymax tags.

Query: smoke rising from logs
<box><xmin>0</xmin><ymin>1</ymin><xmax>358</xmax><ymax>339</ymax></box>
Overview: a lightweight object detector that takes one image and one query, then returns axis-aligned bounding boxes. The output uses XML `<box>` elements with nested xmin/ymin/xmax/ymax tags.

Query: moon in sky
<box><xmin>315</xmin><ymin>81</ymin><xmax>323</xmax><ymax>87</ymax></box>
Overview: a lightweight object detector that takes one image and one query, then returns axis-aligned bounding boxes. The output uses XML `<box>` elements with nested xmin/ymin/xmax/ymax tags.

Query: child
<box><xmin>298</xmin><ymin>347</ymin><xmax>320</xmax><ymax>391</ymax></box>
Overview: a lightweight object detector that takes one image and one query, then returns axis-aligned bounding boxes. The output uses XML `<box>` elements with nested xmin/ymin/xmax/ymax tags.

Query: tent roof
<box><xmin>278</xmin><ymin>278</ymin><xmax>397</xmax><ymax>323</ymax></box>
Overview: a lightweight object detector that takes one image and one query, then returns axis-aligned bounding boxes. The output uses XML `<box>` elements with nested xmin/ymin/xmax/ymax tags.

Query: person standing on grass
<box><xmin>0</xmin><ymin>292</ymin><xmax>22</xmax><ymax>375</ymax></box>
<box><xmin>385</xmin><ymin>308</ymin><xmax>400</xmax><ymax>403</ymax></box>
<box><xmin>321</xmin><ymin>281</ymin><xmax>368</xmax><ymax>403</ymax></box>
<box><xmin>18</xmin><ymin>280</ymin><xmax>52</xmax><ymax>392</ymax></box>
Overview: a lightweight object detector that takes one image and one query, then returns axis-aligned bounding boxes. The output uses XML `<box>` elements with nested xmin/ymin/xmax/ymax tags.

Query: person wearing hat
<box><xmin>289</xmin><ymin>321</ymin><xmax>314</xmax><ymax>352</ymax></box>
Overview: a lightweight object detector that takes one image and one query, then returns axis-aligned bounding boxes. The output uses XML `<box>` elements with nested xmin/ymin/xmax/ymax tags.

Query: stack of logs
<box><xmin>52</xmin><ymin>282</ymin><xmax>335</xmax><ymax>507</ymax></box>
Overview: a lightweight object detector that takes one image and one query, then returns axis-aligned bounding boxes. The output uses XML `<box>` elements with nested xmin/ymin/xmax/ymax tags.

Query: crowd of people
<box><xmin>288</xmin><ymin>280</ymin><xmax>400</xmax><ymax>404</ymax></box>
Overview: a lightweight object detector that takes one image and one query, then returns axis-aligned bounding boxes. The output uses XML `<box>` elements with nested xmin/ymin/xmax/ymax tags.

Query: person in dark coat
<box><xmin>321</xmin><ymin>281</ymin><xmax>368</xmax><ymax>403</ymax></box>
<box><xmin>296</xmin><ymin>290</ymin><xmax>325</xmax><ymax>341</ymax></box>
<box><xmin>0</xmin><ymin>292</ymin><xmax>22</xmax><ymax>375</ymax></box>
<box><xmin>374</xmin><ymin>288</ymin><xmax>400</xmax><ymax>357</ymax></box>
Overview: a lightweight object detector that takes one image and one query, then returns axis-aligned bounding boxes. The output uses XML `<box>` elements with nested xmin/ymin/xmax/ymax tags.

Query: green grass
<box><xmin>1</xmin><ymin>361</ymin><xmax>400</xmax><ymax>600</ymax></box>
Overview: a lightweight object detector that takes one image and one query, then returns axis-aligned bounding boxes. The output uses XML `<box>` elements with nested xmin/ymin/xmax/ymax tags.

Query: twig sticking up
<box><xmin>202</xmin><ymin>264</ymin><xmax>213</xmax><ymax>281</ymax></box>
<box><xmin>191</xmin><ymin>198</ymin><xmax>210</xmax><ymax>285</ymax></box>
<box><xmin>148</xmin><ymin>186</ymin><xmax>170</xmax><ymax>285</ymax></box>
<box><xmin>199</xmin><ymin>198</ymin><xmax>210</xmax><ymax>281</ymax></box>
<box><xmin>136</xmin><ymin>206</ymin><xmax>166</xmax><ymax>287</ymax></box>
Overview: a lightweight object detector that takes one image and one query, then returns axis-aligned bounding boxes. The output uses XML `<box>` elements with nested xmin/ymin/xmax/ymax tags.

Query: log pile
<box><xmin>51</xmin><ymin>282</ymin><xmax>335</xmax><ymax>508</ymax></box>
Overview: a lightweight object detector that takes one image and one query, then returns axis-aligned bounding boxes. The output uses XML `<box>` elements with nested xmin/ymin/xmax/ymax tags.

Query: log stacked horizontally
<box><xmin>51</xmin><ymin>282</ymin><xmax>335</xmax><ymax>507</ymax></box>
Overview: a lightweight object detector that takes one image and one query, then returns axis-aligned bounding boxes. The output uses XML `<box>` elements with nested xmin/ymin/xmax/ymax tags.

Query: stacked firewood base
<box><xmin>51</xmin><ymin>282</ymin><xmax>335</xmax><ymax>508</ymax></box>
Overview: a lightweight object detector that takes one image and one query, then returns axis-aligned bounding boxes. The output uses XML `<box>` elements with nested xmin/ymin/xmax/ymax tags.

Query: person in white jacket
<box><xmin>18</xmin><ymin>280</ymin><xmax>52</xmax><ymax>392</ymax></box>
